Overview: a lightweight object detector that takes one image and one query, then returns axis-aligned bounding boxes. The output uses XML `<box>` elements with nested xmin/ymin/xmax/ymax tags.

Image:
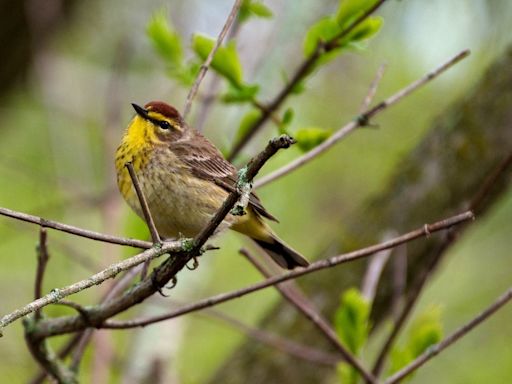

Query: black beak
<box><xmin>131</xmin><ymin>103</ymin><xmax>149</xmax><ymax>120</ymax></box>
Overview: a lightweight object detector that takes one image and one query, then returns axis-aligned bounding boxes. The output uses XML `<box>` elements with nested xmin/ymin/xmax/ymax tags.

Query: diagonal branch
<box><xmin>384</xmin><ymin>286</ymin><xmax>512</xmax><ymax>384</ymax></box>
<box><xmin>241</xmin><ymin>248</ymin><xmax>378</xmax><ymax>384</ymax></box>
<box><xmin>182</xmin><ymin>0</ymin><xmax>243</xmax><ymax>118</ymax></box>
<box><xmin>227</xmin><ymin>0</ymin><xmax>390</xmax><ymax>160</ymax></box>
<box><xmin>101</xmin><ymin>211</ymin><xmax>473</xmax><ymax>330</ymax></box>
<box><xmin>17</xmin><ymin>135</ymin><xmax>297</xmax><ymax>341</ymax></box>
<box><xmin>199</xmin><ymin>307</ymin><xmax>340</xmax><ymax>366</ymax></box>
<box><xmin>371</xmin><ymin>152</ymin><xmax>512</xmax><ymax>378</ymax></box>
<box><xmin>125</xmin><ymin>162</ymin><xmax>161</xmax><ymax>244</ymax></box>
<box><xmin>0</xmin><ymin>241</ymin><xmax>182</xmax><ymax>333</ymax></box>
<box><xmin>255</xmin><ymin>49</ymin><xmax>470</xmax><ymax>189</ymax></box>
<box><xmin>0</xmin><ymin>206</ymin><xmax>152</xmax><ymax>249</ymax></box>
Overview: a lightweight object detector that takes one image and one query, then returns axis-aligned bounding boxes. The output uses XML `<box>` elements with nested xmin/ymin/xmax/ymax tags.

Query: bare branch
<box><xmin>241</xmin><ymin>248</ymin><xmax>378</xmax><ymax>384</ymax></box>
<box><xmin>384</xmin><ymin>286</ymin><xmax>512</xmax><ymax>384</ymax></box>
<box><xmin>360</xmin><ymin>63</ymin><xmax>387</xmax><ymax>113</ymax></box>
<box><xmin>102</xmin><ymin>211</ymin><xmax>473</xmax><ymax>329</ymax></box>
<box><xmin>182</xmin><ymin>0</ymin><xmax>243</xmax><ymax>118</ymax></box>
<box><xmin>255</xmin><ymin>50</ymin><xmax>471</xmax><ymax>188</ymax></box>
<box><xmin>20</xmin><ymin>135</ymin><xmax>297</xmax><ymax>340</ymax></box>
<box><xmin>30</xmin><ymin>265</ymin><xmax>145</xmax><ymax>383</ymax></box>
<box><xmin>34</xmin><ymin>227</ymin><xmax>50</xmax><ymax>320</ymax></box>
<box><xmin>125</xmin><ymin>162</ymin><xmax>161</xmax><ymax>244</ymax></box>
<box><xmin>200</xmin><ymin>308</ymin><xmax>339</xmax><ymax>366</ymax></box>
<box><xmin>191</xmin><ymin>135</ymin><xmax>296</xmax><ymax>252</ymax></box>
<box><xmin>0</xmin><ymin>206</ymin><xmax>152</xmax><ymax>249</ymax></box>
<box><xmin>0</xmin><ymin>241</ymin><xmax>181</xmax><ymax>333</ymax></box>
<box><xmin>227</xmin><ymin>0</ymin><xmax>390</xmax><ymax>160</ymax></box>
<box><xmin>361</xmin><ymin>245</ymin><xmax>393</xmax><ymax>303</ymax></box>
<box><xmin>372</xmin><ymin>153</ymin><xmax>512</xmax><ymax>377</ymax></box>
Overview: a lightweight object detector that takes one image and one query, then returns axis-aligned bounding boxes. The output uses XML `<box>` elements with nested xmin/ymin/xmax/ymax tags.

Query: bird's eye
<box><xmin>159</xmin><ymin>121</ymin><xmax>171</xmax><ymax>130</ymax></box>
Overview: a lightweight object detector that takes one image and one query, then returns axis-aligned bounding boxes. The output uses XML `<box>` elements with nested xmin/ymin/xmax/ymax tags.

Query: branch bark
<box><xmin>209</xmin><ymin>47</ymin><xmax>512</xmax><ymax>384</ymax></box>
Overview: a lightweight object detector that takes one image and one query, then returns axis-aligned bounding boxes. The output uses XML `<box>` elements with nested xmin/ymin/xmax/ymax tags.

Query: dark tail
<box><xmin>254</xmin><ymin>236</ymin><xmax>309</xmax><ymax>270</ymax></box>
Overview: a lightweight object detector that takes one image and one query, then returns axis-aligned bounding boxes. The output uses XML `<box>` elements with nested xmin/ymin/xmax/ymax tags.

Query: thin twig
<box><xmin>199</xmin><ymin>308</ymin><xmax>339</xmax><ymax>366</ymax></box>
<box><xmin>360</xmin><ymin>63</ymin><xmax>387</xmax><ymax>113</ymax></box>
<box><xmin>241</xmin><ymin>248</ymin><xmax>378</xmax><ymax>384</ymax></box>
<box><xmin>102</xmin><ymin>211</ymin><xmax>473</xmax><ymax>329</ymax></box>
<box><xmin>361</xmin><ymin>244</ymin><xmax>393</xmax><ymax>303</ymax></box>
<box><xmin>22</xmin><ymin>135</ymin><xmax>297</xmax><ymax>340</ymax></box>
<box><xmin>391</xmin><ymin>245</ymin><xmax>407</xmax><ymax>320</ymax></box>
<box><xmin>182</xmin><ymin>0</ymin><xmax>243</xmax><ymax>118</ymax></box>
<box><xmin>255</xmin><ymin>49</ymin><xmax>471</xmax><ymax>188</ymax></box>
<box><xmin>371</xmin><ymin>152</ymin><xmax>512</xmax><ymax>378</ymax></box>
<box><xmin>228</xmin><ymin>0</ymin><xmax>390</xmax><ymax>160</ymax></box>
<box><xmin>0</xmin><ymin>206</ymin><xmax>152</xmax><ymax>249</ymax></box>
<box><xmin>191</xmin><ymin>135</ymin><xmax>296</xmax><ymax>252</ymax></box>
<box><xmin>29</xmin><ymin>251</ymin><xmax>145</xmax><ymax>383</ymax></box>
<box><xmin>0</xmin><ymin>241</ymin><xmax>181</xmax><ymax>333</ymax></box>
<box><xmin>384</xmin><ymin>286</ymin><xmax>512</xmax><ymax>384</ymax></box>
<box><xmin>70</xmin><ymin>329</ymin><xmax>95</xmax><ymax>373</ymax></box>
<box><xmin>34</xmin><ymin>227</ymin><xmax>50</xmax><ymax>320</ymax></box>
<box><xmin>29</xmin><ymin>333</ymin><xmax>84</xmax><ymax>384</ymax></box>
<box><xmin>125</xmin><ymin>162</ymin><xmax>161</xmax><ymax>244</ymax></box>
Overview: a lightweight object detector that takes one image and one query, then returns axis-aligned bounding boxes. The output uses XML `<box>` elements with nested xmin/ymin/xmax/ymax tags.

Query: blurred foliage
<box><xmin>388</xmin><ymin>307</ymin><xmax>443</xmax><ymax>380</ymax></box>
<box><xmin>0</xmin><ymin>0</ymin><xmax>511</xmax><ymax>383</ymax></box>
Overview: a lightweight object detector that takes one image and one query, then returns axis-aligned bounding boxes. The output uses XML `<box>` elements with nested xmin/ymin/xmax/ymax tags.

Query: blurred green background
<box><xmin>0</xmin><ymin>0</ymin><xmax>511</xmax><ymax>383</ymax></box>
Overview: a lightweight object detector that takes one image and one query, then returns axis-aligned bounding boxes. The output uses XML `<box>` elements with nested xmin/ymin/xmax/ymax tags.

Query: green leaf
<box><xmin>303</xmin><ymin>16</ymin><xmax>341</xmax><ymax>56</ymax></box>
<box><xmin>239</xmin><ymin>0</ymin><xmax>273</xmax><ymax>22</ymax></box>
<box><xmin>236</xmin><ymin>109</ymin><xmax>262</xmax><ymax>141</ymax></box>
<box><xmin>222</xmin><ymin>83</ymin><xmax>260</xmax><ymax>103</ymax></box>
<box><xmin>341</xmin><ymin>16</ymin><xmax>383</xmax><ymax>46</ymax></box>
<box><xmin>336</xmin><ymin>0</ymin><xmax>376</xmax><ymax>28</ymax></box>
<box><xmin>337</xmin><ymin>362</ymin><xmax>359</xmax><ymax>384</ymax></box>
<box><xmin>192</xmin><ymin>34</ymin><xmax>244</xmax><ymax>87</ymax></box>
<box><xmin>333</xmin><ymin>288</ymin><xmax>370</xmax><ymax>355</ymax></box>
<box><xmin>389</xmin><ymin>306</ymin><xmax>443</xmax><ymax>378</ymax></box>
<box><xmin>408</xmin><ymin>307</ymin><xmax>443</xmax><ymax>358</ymax></box>
<box><xmin>277</xmin><ymin>108</ymin><xmax>294</xmax><ymax>135</ymax></box>
<box><xmin>295</xmin><ymin>127</ymin><xmax>332</xmax><ymax>153</ymax></box>
<box><xmin>146</xmin><ymin>10</ymin><xmax>183</xmax><ymax>66</ymax></box>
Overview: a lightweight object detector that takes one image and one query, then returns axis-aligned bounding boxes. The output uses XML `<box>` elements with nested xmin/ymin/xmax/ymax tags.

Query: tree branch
<box><xmin>16</xmin><ymin>134</ymin><xmax>297</xmax><ymax>341</ymax></box>
<box><xmin>0</xmin><ymin>206</ymin><xmax>152</xmax><ymax>249</ymax></box>
<box><xmin>255</xmin><ymin>49</ymin><xmax>470</xmax><ymax>189</ymax></box>
<box><xmin>0</xmin><ymin>241</ymin><xmax>182</xmax><ymax>333</ymax></box>
<box><xmin>125</xmin><ymin>162</ymin><xmax>161</xmax><ymax>245</ymax></box>
<box><xmin>101</xmin><ymin>211</ymin><xmax>473</xmax><ymax>330</ymax></box>
<box><xmin>227</xmin><ymin>0</ymin><xmax>390</xmax><ymax>160</ymax></box>
<box><xmin>241</xmin><ymin>248</ymin><xmax>378</xmax><ymax>384</ymax></box>
<box><xmin>371</xmin><ymin>151</ymin><xmax>512</xmax><ymax>378</ymax></box>
<box><xmin>182</xmin><ymin>0</ymin><xmax>243</xmax><ymax>118</ymax></box>
<box><xmin>384</xmin><ymin>286</ymin><xmax>512</xmax><ymax>384</ymax></box>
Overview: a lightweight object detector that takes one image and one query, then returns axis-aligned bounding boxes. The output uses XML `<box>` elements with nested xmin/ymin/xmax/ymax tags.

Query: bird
<box><xmin>115</xmin><ymin>101</ymin><xmax>309</xmax><ymax>269</ymax></box>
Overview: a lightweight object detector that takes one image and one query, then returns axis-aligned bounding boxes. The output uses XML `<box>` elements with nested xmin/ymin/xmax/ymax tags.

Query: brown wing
<box><xmin>170</xmin><ymin>132</ymin><xmax>278</xmax><ymax>222</ymax></box>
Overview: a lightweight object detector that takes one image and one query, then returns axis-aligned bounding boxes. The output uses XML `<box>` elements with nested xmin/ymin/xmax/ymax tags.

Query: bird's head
<box><xmin>125</xmin><ymin>101</ymin><xmax>186</xmax><ymax>148</ymax></box>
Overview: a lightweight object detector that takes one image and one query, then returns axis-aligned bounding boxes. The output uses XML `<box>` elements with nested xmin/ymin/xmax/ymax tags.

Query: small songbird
<box><xmin>115</xmin><ymin>101</ymin><xmax>308</xmax><ymax>269</ymax></box>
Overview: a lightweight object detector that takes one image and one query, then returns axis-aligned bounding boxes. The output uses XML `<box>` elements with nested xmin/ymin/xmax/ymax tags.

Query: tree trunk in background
<box><xmin>209</xmin><ymin>47</ymin><xmax>512</xmax><ymax>383</ymax></box>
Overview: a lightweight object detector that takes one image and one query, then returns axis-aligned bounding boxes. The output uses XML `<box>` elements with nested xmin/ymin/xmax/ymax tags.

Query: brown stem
<box><xmin>384</xmin><ymin>286</ymin><xmax>512</xmax><ymax>384</ymax></box>
<box><xmin>182</xmin><ymin>0</ymin><xmax>243</xmax><ymax>118</ymax></box>
<box><xmin>227</xmin><ymin>0</ymin><xmax>390</xmax><ymax>160</ymax></box>
<box><xmin>101</xmin><ymin>211</ymin><xmax>473</xmax><ymax>330</ymax></box>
